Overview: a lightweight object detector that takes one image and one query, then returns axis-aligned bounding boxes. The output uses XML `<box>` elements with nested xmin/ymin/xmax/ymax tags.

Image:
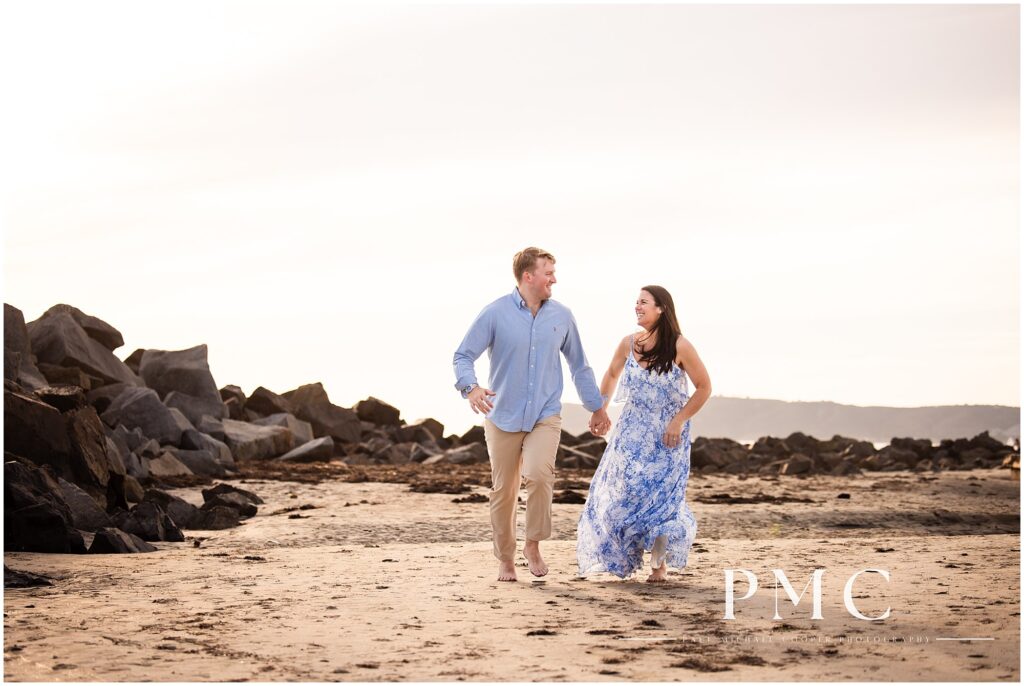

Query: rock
<box><xmin>559</xmin><ymin>429</ymin><xmax>581</xmax><ymax>447</ymax></box>
<box><xmin>355</xmin><ymin>396</ymin><xmax>402</xmax><ymax>426</ymax></box>
<box><xmin>219</xmin><ymin>384</ymin><xmax>246</xmax><ymax>406</ymax></box>
<box><xmin>393</xmin><ymin>423</ymin><xmax>439</xmax><ymax>446</ymax></box>
<box><xmin>4</xmin><ymin>304</ymin><xmax>48</xmax><ymax>391</ymax></box>
<box><xmin>4</xmin><ymin>565</ymin><xmax>53</xmax><ymax>588</ymax></box>
<box><xmin>37</xmin><ymin>363</ymin><xmax>101</xmax><ymax>390</ymax></box>
<box><xmin>27</xmin><ymin>310</ymin><xmax>141</xmax><ymax>386</ymax></box>
<box><xmin>100</xmin><ymin>387</ymin><xmax>193</xmax><ymax>445</ymax></box>
<box><xmin>245</xmin><ymin>387</ymin><xmax>293</xmax><ymax>418</ymax></box>
<box><xmin>57</xmin><ymin>478</ymin><xmax>111</xmax><ymax>531</ymax></box>
<box><xmin>784</xmin><ymin>432</ymin><xmax>822</xmax><ymax>456</ymax></box>
<box><xmin>423</xmin><ymin>442</ymin><xmax>488</xmax><ymax>465</ymax></box>
<box><xmin>780</xmin><ymin>453</ymin><xmax>813</xmax><ymax>475</ymax></box>
<box><xmin>283</xmin><ymin>383</ymin><xmax>362</xmax><ymax>444</ymax></box>
<box><xmin>146</xmin><ymin>451</ymin><xmax>193</xmax><ymax>477</ymax></box>
<box><xmin>64</xmin><ymin>406</ymin><xmax>114</xmax><ymax>495</ymax></box>
<box><xmin>556</xmin><ymin>445</ymin><xmax>599</xmax><ymax>469</ymax></box>
<box><xmin>193</xmin><ymin>505</ymin><xmax>240</xmax><ymax>530</ymax></box>
<box><xmin>202</xmin><ymin>482</ymin><xmax>264</xmax><ymax>505</ymax></box>
<box><xmin>123</xmin><ymin>475</ymin><xmax>145</xmax><ymax>503</ymax></box>
<box><xmin>137</xmin><ymin>344</ymin><xmax>222</xmax><ymax>409</ymax></box>
<box><xmin>460</xmin><ymin>425</ymin><xmax>485</xmax><ymax>445</ymax></box>
<box><xmin>88</xmin><ymin>527</ymin><xmax>158</xmax><ymax>554</ymax></box>
<box><xmin>37</xmin><ymin>304</ymin><xmax>125</xmax><ymax>351</ymax></box>
<box><xmin>202</xmin><ymin>493</ymin><xmax>257</xmax><ymax>518</ymax></box>
<box><xmin>122</xmin><ymin>348</ymin><xmax>146</xmax><ymax>374</ymax></box>
<box><xmin>276</xmin><ymin>436</ymin><xmax>336</xmax><ymax>463</ymax></box>
<box><xmin>195</xmin><ymin>415</ymin><xmax>226</xmax><ymax>441</ymax></box>
<box><xmin>573</xmin><ymin>439</ymin><xmax>608</xmax><ymax>459</ymax></box>
<box><xmin>409</xmin><ymin>442</ymin><xmax>443</xmax><ymax>463</ymax></box>
<box><xmin>372</xmin><ymin>442</ymin><xmax>417</xmax><ymax>465</ymax></box>
<box><xmin>4</xmin><ymin>459</ymin><xmax>87</xmax><ymax>553</ymax></box>
<box><xmin>751</xmin><ymin>436</ymin><xmax>791</xmax><ymax>458</ymax></box>
<box><xmin>831</xmin><ymin>462</ymin><xmax>864</xmax><ymax>479</ymax></box>
<box><xmin>121</xmin><ymin>501</ymin><xmax>184</xmax><ymax>542</ymax></box>
<box><xmin>410</xmin><ymin>418</ymin><xmax>444</xmax><ymax>441</ymax></box>
<box><xmin>164</xmin><ymin>447</ymin><xmax>228</xmax><ymax>477</ymax></box>
<box><xmin>876</xmin><ymin>446</ymin><xmax>920</xmax><ymax>468</ymax></box>
<box><xmin>223</xmin><ymin>397</ymin><xmax>245</xmax><ymax>420</ymax></box>
<box><xmin>5</xmin><ymin>385</ymin><xmax>75</xmax><ymax>474</ymax></box>
<box><xmin>142</xmin><ymin>489</ymin><xmax>203</xmax><ymax>528</ymax></box>
<box><xmin>968</xmin><ymin>431</ymin><xmax>1007</xmax><ymax>452</ymax></box>
<box><xmin>164</xmin><ymin>390</ymin><xmax>226</xmax><ymax>426</ymax></box>
<box><xmin>889</xmin><ymin>437</ymin><xmax>933</xmax><ymax>459</ymax></box>
<box><xmin>5</xmin><ymin>387</ymin><xmax>112</xmax><ymax>500</ymax></box>
<box><xmin>552</xmin><ymin>490</ymin><xmax>587</xmax><ymax>504</ymax></box>
<box><xmin>33</xmin><ymin>385</ymin><xmax>87</xmax><ymax>415</ymax></box>
<box><xmin>179</xmin><ymin>430</ymin><xmax>235</xmax><ymax>472</ymax></box>
<box><xmin>220</xmin><ymin>418</ymin><xmax>294</xmax><ymax>461</ymax></box>
<box><xmin>254</xmin><ymin>413</ymin><xmax>313</xmax><ymax>444</ymax></box>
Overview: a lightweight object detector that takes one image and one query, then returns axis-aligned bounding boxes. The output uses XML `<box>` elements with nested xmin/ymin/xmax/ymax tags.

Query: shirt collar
<box><xmin>512</xmin><ymin>286</ymin><xmax>527</xmax><ymax>309</ymax></box>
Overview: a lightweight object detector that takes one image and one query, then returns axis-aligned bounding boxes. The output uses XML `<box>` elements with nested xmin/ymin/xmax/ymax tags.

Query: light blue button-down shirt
<box><xmin>453</xmin><ymin>287</ymin><xmax>606</xmax><ymax>433</ymax></box>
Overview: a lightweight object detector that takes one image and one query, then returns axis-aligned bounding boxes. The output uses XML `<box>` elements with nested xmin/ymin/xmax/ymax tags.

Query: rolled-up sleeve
<box><xmin>453</xmin><ymin>307</ymin><xmax>493</xmax><ymax>395</ymax></box>
<box><xmin>561</xmin><ymin>312</ymin><xmax>605</xmax><ymax>412</ymax></box>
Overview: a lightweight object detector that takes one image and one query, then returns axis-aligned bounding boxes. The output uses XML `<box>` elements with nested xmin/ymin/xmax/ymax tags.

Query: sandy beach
<box><xmin>3</xmin><ymin>466</ymin><xmax>1019</xmax><ymax>682</ymax></box>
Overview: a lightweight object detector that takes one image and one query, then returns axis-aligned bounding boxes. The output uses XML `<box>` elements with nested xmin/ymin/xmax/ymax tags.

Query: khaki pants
<box><xmin>483</xmin><ymin>414</ymin><xmax>562</xmax><ymax>561</ymax></box>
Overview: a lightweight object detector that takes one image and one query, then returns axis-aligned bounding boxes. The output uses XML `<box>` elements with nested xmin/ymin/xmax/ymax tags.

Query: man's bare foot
<box><xmin>497</xmin><ymin>560</ymin><xmax>518</xmax><ymax>582</ymax></box>
<box><xmin>646</xmin><ymin>564</ymin><xmax>668</xmax><ymax>583</ymax></box>
<box><xmin>523</xmin><ymin>540</ymin><xmax>549</xmax><ymax>577</ymax></box>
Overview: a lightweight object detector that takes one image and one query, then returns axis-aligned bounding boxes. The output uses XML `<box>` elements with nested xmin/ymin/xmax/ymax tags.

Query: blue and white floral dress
<box><xmin>576</xmin><ymin>336</ymin><xmax>698</xmax><ymax>578</ymax></box>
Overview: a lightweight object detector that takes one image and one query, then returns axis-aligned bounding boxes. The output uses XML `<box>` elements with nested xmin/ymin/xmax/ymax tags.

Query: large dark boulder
<box><xmin>220</xmin><ymin>419</ymin><xmax>294</xmax><ymax>460</ymax></box>
<box><xmin>202</xmin><ymin>492</ymin><xmax>257</xmax><ymax>518</ymax></box>
<box><xmin>355</xmin><ymin>396</ymin><xmax>401</xmax><ymax>426</ymax></box>
<box><xmin>4</xmin><ymin>459</ymin><xmax>87</xmax><ymax>553</ymax></box>
<box><xmin>5</xmin><ymin>387</ymin><xmax>112</xmax><ymax>501</ymax></box>
<box><xmin>57</xmin><ymin>477</ymin><xmax>111</xmax><ymax>530</ymax></box>
<box><xmin>120</xmin><ymin>501</ymin><xmax>184</xmax><ymax>542</ymax></box>
<box><xmin>35</xmin><ymin>385</ymin><xmax>88</xmax><ymax>413</ymax></box>
<box><xmin>143</xmin><ymin>488</ymin><xmax>202</xmax><ymax>529</ymax></box>
<box><xmin>34</xmin><ymin>304</ymin><xmax>125</xmax><ymax>351</ymax></box>
<box><xmin>276</xmin><ymin>436</ymin><xmax>335</xmax><ymax>463</ymax></box>
<box><xmin>254</xmin><ymin>413</ymin><xmax>313</xmax><ymax>444</ymax></box>
<box><xmin>27</xmin><ymin>310</ymin><xmax>140</xmax><ymax>386</ymax></box>
<box><xmin>4</xmin><ymin>304</ymin><xmax>48</xmax><ymax>391</ymax></box>
<box><xmin>88</xmin><ymin>528</ymin><xmax>157</xmax><ymax>554</ymax></box>
<box><xmin>164</xmin><ymin>390</ymin><xmax>227</xmax><ymax>426</ymax></box>
<box><xmin>100</xmin><ymin>387</ymin><xmax>194</xmax><ymax>445</ymax></box>
<box><xmin>246</xmin><ymin>387</ymin><xmax>293</xmax><ymax>418</ymax></box>
<box><xmin>138</xmin><ymin>345</ymin><xmax>223</xmax><ymax>412</ymax></box>
<box><xmin>284</xmin><ymin>383</ymin><xmax>362</xmax><ymax>444</ymax></box>
<box><xmin>202</xmin><ymin>482</ymin><xmax>264</xmax><ymax>505</ymax></box>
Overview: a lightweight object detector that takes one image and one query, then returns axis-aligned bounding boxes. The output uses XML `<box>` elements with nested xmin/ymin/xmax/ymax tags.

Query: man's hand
<box><xmin>467</xmin><ymin>386</ymin><xmax>496</xmax><ymax>415</ymax></box>
<box><xmin>589</xmin><ymin>407</ymin><xmax>611</xmax><ymax>436</ymax></box>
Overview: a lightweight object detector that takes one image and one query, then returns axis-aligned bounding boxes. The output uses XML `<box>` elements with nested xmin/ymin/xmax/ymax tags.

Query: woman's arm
<box><xmin>599</xmin><ymin>335</ymin><xmax>630</xmax><ymax>410</ymax></box>
<box><xmin>663</xmin><ymin>335</ymin><xmax>712</xmax><ymax>447</ymax></box>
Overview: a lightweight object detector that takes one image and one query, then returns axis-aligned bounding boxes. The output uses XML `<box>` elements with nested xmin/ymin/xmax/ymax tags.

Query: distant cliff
<box><xmin>561</xmin><ymin>397</ymin><xmax>1020</xmax><ymax>444</ymax></box>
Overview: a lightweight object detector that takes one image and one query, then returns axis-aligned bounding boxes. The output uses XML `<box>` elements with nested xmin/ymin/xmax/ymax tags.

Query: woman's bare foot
<box><xmin>523</xmin><ymin>540</ymin><xmax>549</xmax><ymax>577</ymax></box>
<box><xmin>646</xmin><ymin>563</ymin><xmax>668</xmax><ymax>583</ymax></box>
<box><xmin>497</xmin><ymin>560</ymin><xmax>518</xmax><ymax>582</ymax></box>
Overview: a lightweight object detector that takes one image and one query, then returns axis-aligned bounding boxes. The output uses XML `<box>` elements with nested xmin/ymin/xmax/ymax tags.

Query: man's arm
<box><xmin>453</xmin><ymin>306</ymin><xmax>494</xmax><ymax>395</ymax></box>
<box><xmin>560</xmin><ymin>312</ymin><xmax>605</xmax><ymax>412</ymax></box>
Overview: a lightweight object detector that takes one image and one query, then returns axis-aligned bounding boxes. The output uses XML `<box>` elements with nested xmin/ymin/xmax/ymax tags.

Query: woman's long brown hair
<box><xmin>636</xmin><ymin>285</ymin><xmax>682</xmax><ymax>375</ymax></box>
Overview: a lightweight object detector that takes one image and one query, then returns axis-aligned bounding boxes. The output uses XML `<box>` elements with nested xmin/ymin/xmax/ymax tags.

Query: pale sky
<box><xmin>1</xmin><ymin>2</ymin><xmax>1019</xmax><ymax>435</ymax></box>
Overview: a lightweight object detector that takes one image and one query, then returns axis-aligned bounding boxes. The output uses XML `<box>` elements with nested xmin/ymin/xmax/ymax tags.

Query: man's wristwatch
<box><xmin>461</xmin><ymin>383</ymin><xmax>478</xmax><ymax>399</ymax></box>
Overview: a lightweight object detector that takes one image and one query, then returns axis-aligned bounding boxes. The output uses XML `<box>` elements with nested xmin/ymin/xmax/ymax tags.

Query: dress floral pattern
<box><xmin>576</xmin><ymin>337</ymin><xmax>698</xmax><ymax>578</ymax></box>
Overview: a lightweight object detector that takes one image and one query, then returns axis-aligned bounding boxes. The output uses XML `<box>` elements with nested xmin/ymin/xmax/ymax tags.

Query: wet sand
<box><xmin>4</xmin><ymin>469</ymin><xmax>1020</xmax><ymax>681</ymax></box>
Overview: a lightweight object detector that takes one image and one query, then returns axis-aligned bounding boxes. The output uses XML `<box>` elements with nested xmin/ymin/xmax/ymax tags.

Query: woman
<box><xmin>576</xmin><ymin>285</ymin><xmax>711</xmax><ymax>582</ymax></box>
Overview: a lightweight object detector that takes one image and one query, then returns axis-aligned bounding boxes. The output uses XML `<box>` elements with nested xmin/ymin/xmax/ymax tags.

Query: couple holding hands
<box><xmin>453</xmin><ymin>247</ymin><xmax>711</xmax><ymax>583</ymax></box>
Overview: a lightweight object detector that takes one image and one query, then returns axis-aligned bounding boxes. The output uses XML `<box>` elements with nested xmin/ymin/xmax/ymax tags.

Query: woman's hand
<box><xmin>662</xmin><ymin>416</ymin><xmax>686</xmax><ymax>448</ymax></box>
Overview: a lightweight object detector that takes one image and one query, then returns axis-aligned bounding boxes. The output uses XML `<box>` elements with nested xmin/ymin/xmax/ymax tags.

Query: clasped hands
<box><xmin>588</xmin><ymin>407</ymin><xmax>611</xmax><ymax>436</ymax></box>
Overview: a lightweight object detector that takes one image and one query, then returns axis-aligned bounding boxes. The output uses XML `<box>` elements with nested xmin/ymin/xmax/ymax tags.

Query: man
<box><xmin>453</xmin><ymin>247</ymin><xmax>611</xmax><ymax>582</ymax></box>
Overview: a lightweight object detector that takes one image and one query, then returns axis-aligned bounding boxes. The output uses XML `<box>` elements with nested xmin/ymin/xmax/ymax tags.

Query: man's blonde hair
<box><xmin>512</xmin><ymin>247</ymin><xmax>556</xmax><ymax>282</ymax></box>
